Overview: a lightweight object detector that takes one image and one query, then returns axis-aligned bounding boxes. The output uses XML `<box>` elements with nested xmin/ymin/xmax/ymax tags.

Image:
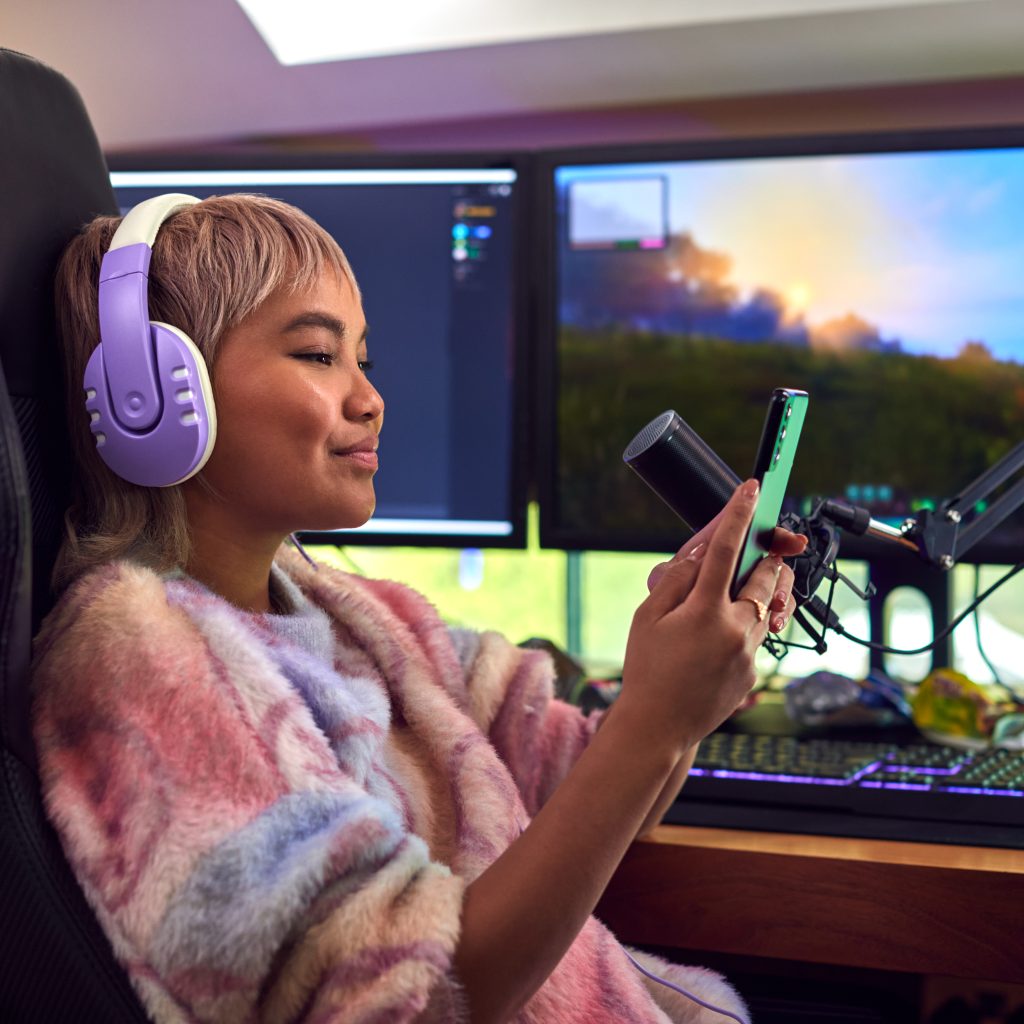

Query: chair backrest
<box><xmin>0</xmin><ymin>47</ymin><xmax>150</xmax><ymax>1022</ymax></box>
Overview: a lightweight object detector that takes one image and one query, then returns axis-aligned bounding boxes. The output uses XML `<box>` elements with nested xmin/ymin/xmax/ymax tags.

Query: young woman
<box><xmin>33</xmin><ymin>194</ymin><xmax>802</xmax><ymax>1024</ymax></box>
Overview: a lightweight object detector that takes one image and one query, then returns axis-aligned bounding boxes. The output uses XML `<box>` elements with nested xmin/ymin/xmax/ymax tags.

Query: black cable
<box><xmin>834</xmin><ymin>561</ymin><xmax>1024</xmax><ymax>656</ymax></box>
<box><xmin>973</xmin><ymin>563</ymin><xmax>1004</xmax><ymax>687</ymax></box>
<box><xmin>332</xmin><ymin>546</ymin><xmax>368</xmax><ymax>575</ymax></box>
<box><xmin>765</xmin><ymin>635</ymin><xmax>820</xmax><ymax>654</ymax></box>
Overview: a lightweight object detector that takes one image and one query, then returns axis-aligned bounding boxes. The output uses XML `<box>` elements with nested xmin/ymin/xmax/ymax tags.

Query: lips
<box><xmin>333</xmin><ymin>439</ymin><xmax>378</xmax><ymax>469</ymax></box>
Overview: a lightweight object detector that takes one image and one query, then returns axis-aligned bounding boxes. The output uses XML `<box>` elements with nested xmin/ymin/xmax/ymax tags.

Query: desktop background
<box><xmin>555</xmin><ymin>148</ymin><xmax>1024</xmax><ymax>544</ymax></box>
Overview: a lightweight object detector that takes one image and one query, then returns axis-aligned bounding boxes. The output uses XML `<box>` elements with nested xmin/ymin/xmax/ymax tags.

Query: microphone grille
<box><xmin>622</xmin><ymin>409</ymin><xmax>741</xmax><ymax>532</ymax></box>
<box><xmin>623</xmin><ymin>410</ymin><xmax>676</xmax><ymax>462</ymax></box>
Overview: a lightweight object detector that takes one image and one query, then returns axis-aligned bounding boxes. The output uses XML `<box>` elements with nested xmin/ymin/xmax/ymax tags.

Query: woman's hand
<box><xmin>617</xmin><ymin>479</ymin><xmax>799</xmax><ymax>756</ymax></box>
<box><xmin>647</xmin><ymin>507</ymin><xmax>805</xmax><ymax>634</ymax></box>
<box><xmin>454</xmin><ymin>481</ymin><xmax>788</xmax><ymax>1023</ymax></box>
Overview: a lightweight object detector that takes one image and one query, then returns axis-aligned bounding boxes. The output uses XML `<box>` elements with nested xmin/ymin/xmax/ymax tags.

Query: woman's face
<box><xmin>191</xmin><ymin>268</ymin><xmax>384</xmax><ymax>536</ymax></box>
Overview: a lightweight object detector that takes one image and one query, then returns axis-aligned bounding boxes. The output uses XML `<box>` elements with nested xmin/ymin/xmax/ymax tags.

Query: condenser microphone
<box><xmin>622</xmin><ymin>410</ymin><xmax>741</xmax><ymax>532</ymax></box>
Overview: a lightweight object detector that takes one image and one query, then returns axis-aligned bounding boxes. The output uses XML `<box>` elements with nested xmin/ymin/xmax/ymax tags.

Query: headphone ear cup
<box><xmin>154</xmin><ymin>321</ymin><xmax>218</xmax><ymax>476</ymax></box>
<box><xmin>84</xmin><ymin>322</ymin><xmax>217</xmax><ymax>487</ymax></box>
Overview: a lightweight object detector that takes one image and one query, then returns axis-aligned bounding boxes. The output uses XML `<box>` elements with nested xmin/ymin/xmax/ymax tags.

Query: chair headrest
<box><xmin>0</xmin><ymin>48</ymin><xmax>118</xmax><ymax>629</ymax></box>
<box><xmin>0</xmin><ymin>48</ymin><xmax>118</xmax><ymax>768</ymax></box>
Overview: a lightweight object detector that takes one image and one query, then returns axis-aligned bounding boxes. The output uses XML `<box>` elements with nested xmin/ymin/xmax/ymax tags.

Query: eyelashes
<box><xmin>293</xmin><ymin>352</ymin><xmax>373</xmax><ymax>373</ymax></box>
<box><xmin>294</xmin><ymin>352</ymin><xmax>335</xmax><ymax>366</ymax></box>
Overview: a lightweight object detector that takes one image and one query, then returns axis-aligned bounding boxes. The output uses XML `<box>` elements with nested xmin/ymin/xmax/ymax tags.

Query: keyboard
<box><xmin>665</xmin><ymin>731</ymin><xmax>1024</xmax><ymax>848</ymax></box>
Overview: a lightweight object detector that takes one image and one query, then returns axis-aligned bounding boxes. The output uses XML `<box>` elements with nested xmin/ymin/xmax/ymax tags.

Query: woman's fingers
<box><xmin>691</xmin><ymin>479</ymin><xmax>761</xmax><ymax>602</ymax></box>
<box><xmin>647</xmin><ymin>535</ymin><xmax>711</xmax><ymax>592</ymax></box>
<box><xmin>768</xmin><ymin>526</ymin><xmax>808</xmax><ymax>557</ymax></box>
<box><xmin>685</xmin><ymin>507</ymin><xmax>726</xmax><ymax>552</ymax></box>
<box><xmin>645</xmin><ymin>480</ymin><xmax>802</xmax><ymax>639</ymax></box>
<box><xmin>648</xmin><ymin>508</ymin><xmax>730</xmax><ymax>593</ymax></box>
<box><xmin>735</xmin><ymin>554</ymin><xmax>784</xmax><ymax>638</ymax></box>
<box><xmin>769</xmin><ymin>592</ymin><xmax>798</xmax><ymax>635</ymax></box>
<box><xmin>642</xmin><ymin>541</ymin><xmax>707</xmax><ymax>618</ymax></box>
<box><xmin>768</xmin><ymin>565</ymin><xmax>797</xmax><ymax>633</ymax></box>
<box><xmin>650</xmin><ymin>515</ymin><xmax>804</xmax><ymax>594</ymax></box>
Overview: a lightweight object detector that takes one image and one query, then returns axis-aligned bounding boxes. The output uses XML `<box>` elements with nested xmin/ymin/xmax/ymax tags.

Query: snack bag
<box><xmin>911</xmin><ymin>668</ymin><xmax>1009</xmax><ymax>741</ymax></box>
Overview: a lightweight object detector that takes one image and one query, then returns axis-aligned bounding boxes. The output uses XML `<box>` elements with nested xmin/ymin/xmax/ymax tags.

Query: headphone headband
<box><xmin>108</xmin><ymin>193</ymin><xmax>199</xmax><ymax>250</ymax></box>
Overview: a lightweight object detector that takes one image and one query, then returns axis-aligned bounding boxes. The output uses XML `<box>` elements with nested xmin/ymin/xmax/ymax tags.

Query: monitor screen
<box><xmin>536</xmin><ymin>129</ymin><xmax>1024</xmax><ymax>563</ymax></box>
<box><xmin>109</xmin><ymin>156</ymin><xmax>528</xmax><ymax>547</ymax></box>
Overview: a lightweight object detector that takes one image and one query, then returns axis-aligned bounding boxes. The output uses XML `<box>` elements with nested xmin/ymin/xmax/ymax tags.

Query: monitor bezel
<box><xmin>107</xmin><ymin>149</ymin><xmax>534</xmax><ymax>550</ymax></box>
<box><xmin>533</xmin><ymin>125</ymin><xmax>1024</xmax><ymax>565</ymax></box>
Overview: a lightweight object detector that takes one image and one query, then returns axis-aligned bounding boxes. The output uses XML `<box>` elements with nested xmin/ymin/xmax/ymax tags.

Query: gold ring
<box><xmin>738</xmin><ymin>596</ymin><xmax>768</xmax><ymax>622</ymax></box>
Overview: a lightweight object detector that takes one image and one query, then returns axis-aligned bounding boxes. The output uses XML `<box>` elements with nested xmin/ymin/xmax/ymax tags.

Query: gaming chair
<box><xmin>0</xmin><ymin>47</ymin><xmax>150</xmax><ymax>1022</ymax></box>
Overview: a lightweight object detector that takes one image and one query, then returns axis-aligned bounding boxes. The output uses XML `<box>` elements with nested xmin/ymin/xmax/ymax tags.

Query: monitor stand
<box><xmin>866</xmin><ymin>558</ymin><xmax>952</xmax><ymax>673</ymax></box>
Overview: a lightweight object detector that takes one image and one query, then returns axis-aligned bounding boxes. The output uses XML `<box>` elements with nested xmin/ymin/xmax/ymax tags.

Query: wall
<box><xmin>147</xmin><ymin>74</ymin><xmax>1024</xmax><ymax>157</ymax></box>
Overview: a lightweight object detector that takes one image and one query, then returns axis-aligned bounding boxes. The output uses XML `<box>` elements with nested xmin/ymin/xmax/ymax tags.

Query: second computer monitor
<box><xmin>110</xmin><ymin>156</ymin><xmax>528</xmax><ymax>547</ymax></box>
<box><xmin>536</xmin><ymin>129</ymin><xmax>1024</xmax><ymax>562</ymax></box>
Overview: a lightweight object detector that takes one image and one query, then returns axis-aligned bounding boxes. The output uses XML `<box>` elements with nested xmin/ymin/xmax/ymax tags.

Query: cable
<box><xmin>287</xmin><ymin>532</ymin><xmax>319</xmax><ymax>570</ymax></box>
<box><xmin>764</xmin><ymin>561</ymin><xmax>1024</xmax><ymax>664</ymax></box>
<box><xmin>333</xmin><ymin>545</ymin><xmax>369</xmax><ymax>575</ymax></box>
<box><xmin>766</xmin><ymin>634</ymin><xmax>821</xmax><ymax>654</ymax></box>
<box><xmin>624</xmin><ymin>948</ymin><xmax>750</xmax><ymax>1024</ymax></box>
<box><xmin>973</xmin><ymin>564</ymin><xmax>1004</xmax><ymax>687</ymax></box>
<box><xmin>834</xmin><ymin>561</ymin><xmax>1024</xmax><ymax>656</ymax></box>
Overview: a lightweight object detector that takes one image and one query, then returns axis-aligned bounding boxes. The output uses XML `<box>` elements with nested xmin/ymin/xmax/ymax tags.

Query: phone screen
<box><xmin>730</xmin><ymin>388</ymin><xmax>808</xmax><ymax>598</ymax></box>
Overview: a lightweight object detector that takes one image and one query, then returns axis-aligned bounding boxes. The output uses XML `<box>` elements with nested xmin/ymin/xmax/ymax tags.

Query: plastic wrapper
<box><xmin>911</xmin><ymin>668</ymin><xmax>1019</xmax><ymax>747</ymax></box>
<box><xmin>784</xmin><ymin>669</ymin><xmax>913</xmax><ymax>728</ymax></box>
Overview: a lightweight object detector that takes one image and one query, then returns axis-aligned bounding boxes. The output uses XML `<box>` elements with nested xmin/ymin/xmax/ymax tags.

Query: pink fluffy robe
<box><xmin>32</xmin><ymin>547</ymin><xmax>748</xmax><ymax>1023</ymax></box>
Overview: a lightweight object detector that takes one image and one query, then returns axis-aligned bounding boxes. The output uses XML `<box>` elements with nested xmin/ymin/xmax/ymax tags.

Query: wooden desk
<box><xmin>597</xmin><ymin>825</ymin><xmax>1024</xmax><ymax>983</ymax></box>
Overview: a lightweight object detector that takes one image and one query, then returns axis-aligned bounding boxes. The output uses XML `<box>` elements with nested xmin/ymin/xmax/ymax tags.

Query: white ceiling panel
<box><xmin>2</xmin><ymin>0</ymin><xmax>1023</xmax><ymax>150</ymax></box>
<box><xmin>235</xmin><ymin>0</ymin><xmax>978</xmax><ymax>65</ymax></box>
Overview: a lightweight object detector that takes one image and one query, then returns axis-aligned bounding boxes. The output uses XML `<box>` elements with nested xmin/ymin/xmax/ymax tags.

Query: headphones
<box><xmin>83</xmin><ymin>193</ymin><xmax>217</xmax><ymax>487</ymax></box>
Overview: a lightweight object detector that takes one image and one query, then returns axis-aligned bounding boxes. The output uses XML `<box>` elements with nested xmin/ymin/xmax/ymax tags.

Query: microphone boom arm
<box><xmin>814</xmin><ymin>439</ymin><xmax>1024</xmax><ymax>571</ymax></box>
<box><xmin>909</xmin><ymin>439</ymin><xmax>1024</xmax><ymax>568</ymax></box>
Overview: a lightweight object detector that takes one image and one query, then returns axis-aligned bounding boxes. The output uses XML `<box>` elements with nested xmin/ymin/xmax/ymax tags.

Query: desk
<box><xmin>597</xmin><ymin>825</ymin><xmax>1024</xmax><ymax>983</ymax></box>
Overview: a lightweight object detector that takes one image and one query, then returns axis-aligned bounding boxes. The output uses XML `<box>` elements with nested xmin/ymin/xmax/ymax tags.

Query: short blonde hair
<box><xmin>53</xmin><ymin>193</ymin><xmax>356</xmax><ymax>591</ymax></box>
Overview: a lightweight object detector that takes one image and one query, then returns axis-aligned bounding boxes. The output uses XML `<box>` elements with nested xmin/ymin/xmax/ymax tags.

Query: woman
<box><xmin>33</xmin><ymin>194</ymin><xmax>802</xmax><ymax>1024</ymax></box>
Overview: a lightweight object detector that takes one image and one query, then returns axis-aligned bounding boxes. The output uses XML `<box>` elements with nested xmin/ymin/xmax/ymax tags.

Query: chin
<box><xmin>304</xmin><ymin>499</ymin><xmax>376</xmax><ymax>533</ymax></box>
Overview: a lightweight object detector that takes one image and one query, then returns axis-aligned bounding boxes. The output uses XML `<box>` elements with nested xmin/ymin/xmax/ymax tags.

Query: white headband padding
<box><xmin>109</xmin><ymin>193</ymin><xmax>201</xmax><ymax>251</ymax></box>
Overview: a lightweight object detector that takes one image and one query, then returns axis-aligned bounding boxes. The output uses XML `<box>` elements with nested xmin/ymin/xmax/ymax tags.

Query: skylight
<box><xmin>235</xmin><ymin>0</ymin><xmax>969</xmax><ymax>67</ymax></box>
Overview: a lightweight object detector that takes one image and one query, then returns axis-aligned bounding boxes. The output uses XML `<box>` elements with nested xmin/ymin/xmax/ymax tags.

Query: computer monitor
<box><xmin>535</xmin><ymin>128</ymin><xmax>1024</xmax><ymax>566</ymax></box>
<box><xmin>109</xmin><ymin>154</ymin><xmax>529</xmax><ymax>548</ymax></box>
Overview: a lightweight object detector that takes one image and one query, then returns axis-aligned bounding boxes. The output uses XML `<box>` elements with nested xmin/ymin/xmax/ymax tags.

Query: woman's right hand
<box><xmin>455</xmin><ymin>482</ymin><xmax>786</xmax><ymax>1023</ymax></box>
<box><xmin>615</xmin><ymin>478</ymin><xmax>791</xmax><ymax>755</ymax></box>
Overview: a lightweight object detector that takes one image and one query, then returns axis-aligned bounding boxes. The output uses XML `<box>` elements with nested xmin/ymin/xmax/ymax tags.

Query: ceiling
<box><xmin>4</xmin><ymin>0</ymin><xmax>1024</xmax><ymax>152</ymax></box>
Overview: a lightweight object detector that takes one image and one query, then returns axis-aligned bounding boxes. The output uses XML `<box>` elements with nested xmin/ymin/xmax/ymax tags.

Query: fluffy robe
<box><xmin>32</xmin><ymin>547</ymin><xmax>748</xmax><ymax>1023</ymax></box>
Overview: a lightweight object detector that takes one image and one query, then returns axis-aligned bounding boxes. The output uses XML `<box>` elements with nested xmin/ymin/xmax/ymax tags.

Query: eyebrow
<box><xmin>282</xmin><ymin>311</ymin><xmax>368</xmax><ymax>342</ymax></box>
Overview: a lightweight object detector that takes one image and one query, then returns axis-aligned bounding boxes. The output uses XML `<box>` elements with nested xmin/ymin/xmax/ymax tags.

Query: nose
<box><xmin>346</xmin><ymin>370</ymin><xmax>384</xmax><ymax>424</ymax></box>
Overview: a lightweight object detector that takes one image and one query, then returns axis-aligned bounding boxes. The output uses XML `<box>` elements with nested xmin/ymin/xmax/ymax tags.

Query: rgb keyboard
<box><xmin>665</xmin><ymin>732</ymin><xmax>1024</xmax><ymax>847</ymax></box>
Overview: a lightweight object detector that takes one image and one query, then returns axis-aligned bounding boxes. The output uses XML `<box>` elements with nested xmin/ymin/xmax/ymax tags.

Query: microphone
<box><xmin>622</xmin><ymin>410</ymin><xmax>742</xmax><ymax>533</ymax></box>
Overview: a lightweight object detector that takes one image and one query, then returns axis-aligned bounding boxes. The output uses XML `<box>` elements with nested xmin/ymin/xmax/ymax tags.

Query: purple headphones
<box><xmin>83</xmin><ymin>193</ymin><xmax>217</xmax><ymax>487</ymax></box>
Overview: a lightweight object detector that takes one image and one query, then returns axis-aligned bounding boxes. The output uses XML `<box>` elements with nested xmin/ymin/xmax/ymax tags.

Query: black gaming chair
<box><xmin>0</xmin><ymin>48</ymin><xmax>150</xmax><ymax>1022</ymax></box>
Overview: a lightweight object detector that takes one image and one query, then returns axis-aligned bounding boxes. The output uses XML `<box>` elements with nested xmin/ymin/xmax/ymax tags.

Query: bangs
<box><xmin>148</xmin><ymin>194</ymin><xmax>358</xmax><ymax>358</ymax></box>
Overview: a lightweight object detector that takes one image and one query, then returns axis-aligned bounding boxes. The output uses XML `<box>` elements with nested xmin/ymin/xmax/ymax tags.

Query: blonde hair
<box><xmin>53</xmin><ymin>193</ymin><xmax>356</xmax><ymax>591</ymax></box>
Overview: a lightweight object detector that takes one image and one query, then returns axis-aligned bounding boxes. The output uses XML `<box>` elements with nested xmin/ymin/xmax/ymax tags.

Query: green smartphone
<box><xmin>730</xmin><ymin>388</ymin><xmax>808</xmax><ymax>598</ymax></box>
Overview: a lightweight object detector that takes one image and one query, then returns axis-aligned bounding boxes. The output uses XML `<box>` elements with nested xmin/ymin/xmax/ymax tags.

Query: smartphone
<box><xmin>730</xmin><ymin>388</ymin><xmax>808</xmax><ymax>598</ymax></box>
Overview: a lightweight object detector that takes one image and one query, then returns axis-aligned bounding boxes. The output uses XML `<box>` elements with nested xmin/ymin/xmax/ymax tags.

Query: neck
<box><xmin>182</xmin><ymin>491</ymin><xmax>285</xmax><ymax>614</ymax></box>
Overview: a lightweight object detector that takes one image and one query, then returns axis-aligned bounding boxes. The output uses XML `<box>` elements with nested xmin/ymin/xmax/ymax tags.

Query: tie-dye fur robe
<box><xmin>31</xmin><ymin>546</ymin><xmax>748</xmax><ymax>1023</ymax></box>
